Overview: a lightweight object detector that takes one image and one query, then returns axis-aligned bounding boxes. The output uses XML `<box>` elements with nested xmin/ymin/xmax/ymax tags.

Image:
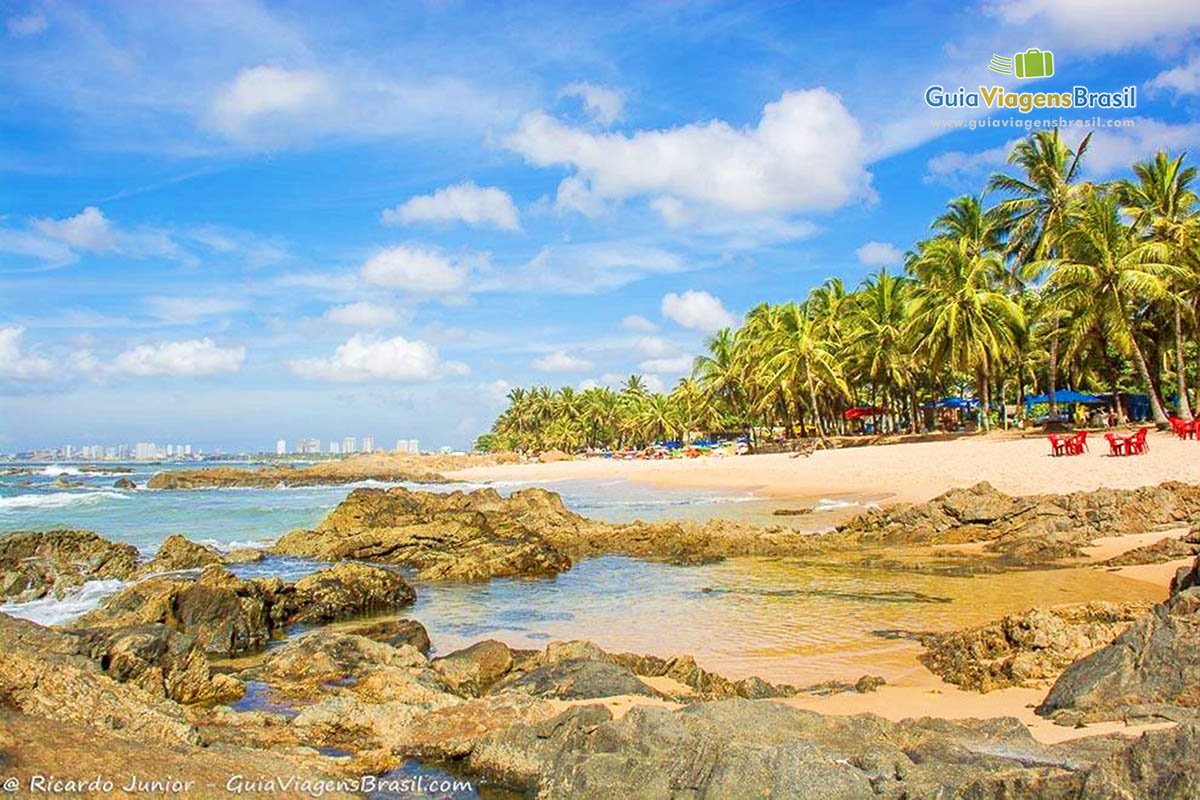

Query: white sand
<box><xmin>448</xmin><ymin>430</ymin><xmax>1200</xmax><ymax>505</ymax></box>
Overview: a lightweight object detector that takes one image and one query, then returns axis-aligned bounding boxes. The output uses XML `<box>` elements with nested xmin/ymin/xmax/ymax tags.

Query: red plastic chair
<box><xmin>1070</xmin><ymin>431</ymin><xmax>1088</xmax><ymax>454</ymax></box>
<box><xmin>1048</xmin><ymin>435</ymin><xmax>1067</xmax><ymax>456</ymax></box>
<box><xmin>1130</xmin><ymin>427</ymin><xmax>1149</xmax><ymax>455</ymax></box>
<box><xmin>1104</xmin><ymin>433</ymin><xmax>1126</xmax><ymax>456</ymax></box>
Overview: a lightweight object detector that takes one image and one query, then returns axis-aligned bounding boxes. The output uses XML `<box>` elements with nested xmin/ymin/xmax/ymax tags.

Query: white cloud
<box><xmin>923</xmin><ymin>139</ymin><xmax>1017</xmax><ymax>187</ymax></box>
<box><xmin>322</xmin><ymin>302</ymin><xmax>400</xmax><ymax>327</ymax></box>
<box><xmin>290</xmin><ymin>334</ymin><xmax>467</xmax><ymax>382</ymax></box>
<box><xmin>507</xmin><ymin>88</ymin><xmax>871</xmax><ymax>217</ymax></box>
<box><xmin>482</xmin><ymin>379</ymin><xmax>513</xmax><ymax>402</ymax></box>
<box><xmin>361</xmin><ymin>246</ymin><xmax>469</xmax><ymax>293</ymax></box>
<box><xmin>661</xmin><ymin>290</ymin><xmax>736</xmax><ymax>332</ymax></box>
<box><xmin>986</xmin><ymin>0</ymin><xmax>1200</xmax><ymax>51</ymax></box>
<box><xmin>0</xmin><ymin>327</ymin><xmax>55</xmax><ymax>380</ymax></box>
<box><xmin>532</xmin><ymin>351</ymin><xmax>593</xmax><ymax>372</ymax></box>
<box><xmin>621</xmin><ymin>314</ymin><xmax>658</xmax><ymax>332</ymax></box>
<box><xmin>31</xmin><ymin>207</ymin><xmax>117</xmax><ymax>252</ymax></box>
<box><xmin>7</xmin><ymin>13</ymin><xmax>47</xmax><ymax>37</ymax></box>
<box><xmin>145</xmin><ymin>296</ymin><xmax>244</xmax><ymax>324</ymax></box>
<box><xmin>110</xmin><ymin>339</ymin><xmax>245</xmax><ymax>376</ymax></box>
<box><xmin>650</xmin><ymin>196</ymin><xmax>691</xmax><ymax>227</ymax></box>
<box><xmin>1084</xmin><ymin>118</ymin><xmax>1200</xmax><ymax>176</ymax></box>
<box><xmin>0</xmin><ymin>228</ymin><xmax>78</xmax><ymax>268</ymax></box>
<box><xmin>382</xmin><ymin>181</ymin><xmax>520</xmax><ymax>231</ymax></box>
<box><xmin>480</xmin><ymin>242</ymin><xmax>684</xmax><ymax>294</ymax></box>
<box><xmin>855</xmin><ymin>241</ymin><xmax>904</xmax><ymax>268</ymax></box>
<box><xmin>634</xmin><ymin>336</ymin><xmax>676</xmax><ymax>358</ymax></box>
<box><xmin>559</xmin><ymin>82</ymin><xmax>625</xmax><ymax>125</ymax></box>
<box><xmin>1148</xmin><ymin>55</ymin><xmax>1200</xmax><ymax>96</ymax></box>
<box><xmin>210</xmin><ymin>65</ymin><xmax>334</xmax><ymax>137</ymax></box>
<box><xmin>639</xmin><ymin>355</ymin><xmax>693</xmax><ymax>374</ymax></box>
<box><xmin>642</xmin><ymin>374</ymin><xmax>665</xmax><ymax>393</ymax></box>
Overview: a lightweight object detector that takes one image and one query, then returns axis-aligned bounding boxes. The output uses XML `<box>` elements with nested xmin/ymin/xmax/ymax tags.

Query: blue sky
<box><xmin>2</xmin><ymin>0</ymin><xmax>1200</xmax><ymax>452</ymax></box>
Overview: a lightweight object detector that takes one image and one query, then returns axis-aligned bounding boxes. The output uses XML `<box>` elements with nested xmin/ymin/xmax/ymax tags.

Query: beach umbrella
<box><xmin>843</xmin><ymin>407</ymin><xmax>888</xmax><ymax>420</ymax></box>
<box><xmin>1024</xmin><ymin>389</ymin><xmax>1104</xmax><ymax>407</ymax></box>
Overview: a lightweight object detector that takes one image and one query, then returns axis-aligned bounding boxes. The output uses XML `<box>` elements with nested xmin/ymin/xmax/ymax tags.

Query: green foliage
<box><xmin>484</xmin><ymin>132</ymin><xmax>1200</xmax><ymax>450</ymax></box>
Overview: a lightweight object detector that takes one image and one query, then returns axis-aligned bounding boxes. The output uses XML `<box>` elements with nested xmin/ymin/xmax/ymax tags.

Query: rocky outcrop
<box><xmin>147</xmin><ymin>464</ymin><xmax>448</xmax><ymax>489</ymax></box>
<box><xmin>921</xmin><ymin>602</ymin><xmax>1147</xmax><ymax>692</ymax></box>
<box><xmin>836</xmin><ymin>480</ymin><xmax>1200</xmax><ymax>563</ymax></box>
<box><xmin>1037</xmin><ymin>588</ymin><xmax>1200</xmax><ymax>724</ymax></box>
<box><xmin>138</xmin><ymin>533</ymin><xmax>225</xmax><ymax>573</ymax></box>
<box><xmin>275</xmin><ymin>486</ymin><xmax>823</xmax><ymax>581</ymax></box>
<box><xmin>0</xmin><ymin>529</ymin><xmax>138</xmax><ymax>602</ymax></box>
<box><xmin>113</xmin><ymin>477</ymin><xmax>137</xmax><ymax>489</ymax></box>
<box><xmin>1171</xmin><ymin>554</ymin><xmax>1200</xmax><ymax>595</ymax></box>
<box><xmin>467</xmin><ymin>698</ymin><xmax>1183</xmax><ymax>799</ymax></box>
<box><xmin>1100</xmin><ymin>535</ymin><xmax>1200</xmax><ymax>566</ymax></box>
<box><xmin>77</xmin><ymin>563</ymin><xmax>415</xmax><ymax>657</ymax></box>
<box><xmin>340</xmin><ymin>617</ymin><xmax>431</xmax><ymax>655</ymax></box>
<box><xmin>69</xmin><ymin>623</ymin><xmax>244</xmax><ymax>704</ymax></box>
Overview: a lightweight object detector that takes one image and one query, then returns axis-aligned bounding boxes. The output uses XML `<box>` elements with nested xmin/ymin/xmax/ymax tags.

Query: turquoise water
<box><xmin>0</xmin><ymin>462</ymin><xmax>761</xmax><ymax>554</ymax></box>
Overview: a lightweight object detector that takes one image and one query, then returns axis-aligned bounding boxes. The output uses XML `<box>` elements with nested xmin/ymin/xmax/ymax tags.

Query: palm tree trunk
<box><xmin>977</xmin><ymin>365</ymin><xmax>991</xmax><ymax>432</ymax></box>
<box><xmin>1124</xmin><ymin>316</ymin><xmax>1170</xmax><ymax>427</ymax></box>
<box><xmin>805</xmin><ymin>361</ymin><xmax>827</xmax><ymax>444</ymax></box>
<box><xmin>1175</xmin><ymin>305</ymin><xmax>1192</xmax><ymax>420</ymax></box>
<box><xmin>1048</xmin><ymin>335</ymin><xmax>1059</xmax><ymax>420</ymax></box>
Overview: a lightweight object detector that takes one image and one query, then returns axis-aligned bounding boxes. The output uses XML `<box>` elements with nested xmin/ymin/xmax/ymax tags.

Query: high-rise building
<box><xmin>184</xmin><ymin>444</ymin><xmax>192</xmax><ymax>457</ymax></box>
<box><xmin>64</xmin><ymin>445</ymin><xmax>75</xmax><ymax>459</ymax></box>
<box><xmin>329</xmin><ymin>441</ymin><xmax>340</xmax><ymax>454</ymax></box>
<box><xmin>307</xmin><ymin>438</ymin><xmax>320</xmax><ymax>453</ymax></box>
<box><xmin>134</xmin><ymin>442</ymin><xmax>157</xmax><ymax>460</ymax></box>
<box><xmin>342</xmin><ymin>437</ymin><xmax>356</xmax><ymax>454</ymax></box>
<box><xmin>166</xmin><ymin>444</ymin><xmax>175</xmax><ymax>457</ymax></box>
<box><xmin>395</xmin><ymin>439</ymin><xmax>408</xmax><ymax>453</ymax></box>
<box><xmin>408</xmin><ymin>439</ymin><xmax>420</xmax><ymax>454</ymax></box>
<box><xmin>361</xmin><ymin>436</ymin><xmax>375</xmax><ymax>453</ymax></box>
<box><xmin>295</xmin><ymin>438</ymin><xmax>307</xmax><ymax>454</ymax></box>
<box><xmin>275</xmin><ymin>439</ymin><xmax>286</xmax><ymax>456</ymax></box>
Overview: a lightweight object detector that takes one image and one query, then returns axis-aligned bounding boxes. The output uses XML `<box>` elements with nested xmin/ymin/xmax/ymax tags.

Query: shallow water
<box><xmin>0</xmin><ymin>462</ymin><xmax>1170</xmax><ymax>688</ymax></box>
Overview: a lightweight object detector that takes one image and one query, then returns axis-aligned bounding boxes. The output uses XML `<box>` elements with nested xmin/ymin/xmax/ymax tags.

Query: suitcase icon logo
<box><xmin>989</xmin><ymin>49</ymin><xmax>1054</xmax><ymax>79</ymax></box>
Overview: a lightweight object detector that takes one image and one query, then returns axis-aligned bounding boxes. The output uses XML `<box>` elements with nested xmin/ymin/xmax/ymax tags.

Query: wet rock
<box><xmin>148</xmin><ymin>464</ymin><xmax>448</xmax><ymax>489</ymax></box>
<box><xmin>77</xmin><ymin>563</ymin><xmax>415</xmax><ymax>657</ymax></box>
<box><xmin>340</xmin><ymin>618</ymin><xmax>431</xmax><ymax>655</ymax></box>
<box><xmin>922</xmin><ymin>602</ymin><xmax>1146</xmax><ymax>692</ymax></box>
<box><xmin>492</xmin><ymin>658</ymin><xmax>664</xmax><ymax>700</ymax></box>
<box><xmin>1037</xmin><ymin>588</ymin><xmax>1200</xmax><ymax>724</ymax></box>
<box><xmin>113</xmin><ymin>477</ymin><xmax>137</xmax><ymax>489</ymax></box>
<box><xmin>70</xmin><ymin>623</ymin><xmax>243</xmax><ymax>704</ymax></box>
<box><xmin>138</xmin><ymin>534</ymin><xmax>224</xmax><ymax>574</ymax></box>
<box><xmin>431</xmin><ymin>639</ymin><xmax>516</xmax><ymax>697</ymax></box>
<box><xmin>0</xmin><ymin>529</ymin><xmax>138</xmax><ymax>602</ymax></box>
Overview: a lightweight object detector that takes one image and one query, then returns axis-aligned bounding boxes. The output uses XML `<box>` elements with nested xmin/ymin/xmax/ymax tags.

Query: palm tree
<box><xmin>989</xmin><ymin>130</ymin><xmax>1092</xmax><ymax>420</ymax></box>
<box><xmin>1033</xmin><ymin>192</ymin><xmax>1181</xmax><ymax>427</ymax></box>
<box><xmin>759</xmin><ymin>301</ymin><xmax>848</xmax><ymax>442</ymax></box>
<box><xmin>907</xmin><ymin>234</ymin><xmax>1025</xmax><ymax>431</ymax></box>
<box><xmin>844</xmin><ymin>270</ymin><xmax>915</xmax><ymax>431</ymax></box>
<box><xmin>1118</xmin><ymin>151</ymin><xmax>1198</xmax><ymax>420</ymax></box>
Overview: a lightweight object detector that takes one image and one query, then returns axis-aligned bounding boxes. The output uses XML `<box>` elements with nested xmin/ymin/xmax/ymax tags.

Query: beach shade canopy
<box><xmin>930</xmin><ymin>397</ymin><xmax>979</xmax><ymax>409</ymax></box>
<box><xmin>1024</xmin><ymin>389</ymin><xmax>1104</xmax><ymax>407</ymax></box>
<box><xmin>843</xmin><ymin>406</ymin><xmax>888</xmax><ymax>420</ymax></box>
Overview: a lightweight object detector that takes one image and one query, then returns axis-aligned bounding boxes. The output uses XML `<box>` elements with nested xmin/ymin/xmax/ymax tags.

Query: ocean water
<box><xmin>0</xmin><ymin>462</ymin><xmax>1165</xmax><ymax>688</ymax></box>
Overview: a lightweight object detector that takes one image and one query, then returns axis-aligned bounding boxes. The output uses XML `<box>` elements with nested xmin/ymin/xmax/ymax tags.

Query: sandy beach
<box><xmin>448</xmin><ymin>430</ymin><xmax>1200</xmax><ymax>505</ymax></box>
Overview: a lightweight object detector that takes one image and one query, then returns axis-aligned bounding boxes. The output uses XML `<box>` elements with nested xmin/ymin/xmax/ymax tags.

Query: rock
<box><xmin>0</xmin><ymin>613</ymin><xmax>197</xmax><ymax>745</ymax></box>
<box><xmin>1073</xmin><ymin>722</ymin><xmax>1200</xmax><ymax>799</ymax></box>
<box><xmin>1171</xmin><ymin>555</ymin><xmax>1200</xmax><ymax>596</ymax></box>
<box><xmin>492</xmin><ymin>658</ymin><xmax>664</xmax><ymax>700</ymax></box>
<box><xmin>147</xmin><ymin>464</ymin><xmax>448</xmax><ymax>489</ymax></box>
<box><xmin>340</xmin><ymin>618</ymin><xmax>431</xmax><ymax>655</ymax></box>
<box><xmin>77</xmin><ymin>563</ymin><xmax>416</xmax><ymax>657</ymax></box>
<box><xmin>113</xmin><ymin>477</ymin><xmax>137</xmax><ymax>489</ymax></box>
<box><xmin>1038</xmin><ymin>588</ymin><xmax>1200</xmax><ymax>724</ymax></box>
<box><xmin>274</xmin><ymin>487</ymin><xmax>576</xmax><ymax>581</ymax></box>
<box><xmin>836</xmin><ymin>481</ymin><xmax>1200</xmax><ymax>566</ymax></box>
<box><xmin>1101</xmin><ymin>536</ymin><xmax>1200</xmax><ymax>566</ymax></box>
<box><xmin>431</xmin><ymin>639</ymin><xmax>516</xmax><ymax>697</ymax></box>
<box><xmin>469</xmin><ymin>698</ymin><xmax>1126</xmax><ymax>798</ymax></box>
<box><xmin>138</xmin><ymin>534</ymin><xmax>224</xmax><ymax>574</ymax></box>
<box><xmin>0</xmin><ymin>529</ymin><xmax>138</xmax><ymax>602</ymax></box>
<box><xmin>921</xmin><ymin>602</ymin><xmax>1146</xmax><ymax>692</ymax></box>
<box><xmin>855</xmin><ymin>674</ymin><xmax>886</xmax><ymax>693</ymax></box>
<box><xmin>69</xmin><ymin>623</ymin><xmax>243</xmax><ymax>704</ymax></box>
<box><xmin>244</xmin><ymin>630</ymin><xmax>433</xmax><ymax>698</ymax></box>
